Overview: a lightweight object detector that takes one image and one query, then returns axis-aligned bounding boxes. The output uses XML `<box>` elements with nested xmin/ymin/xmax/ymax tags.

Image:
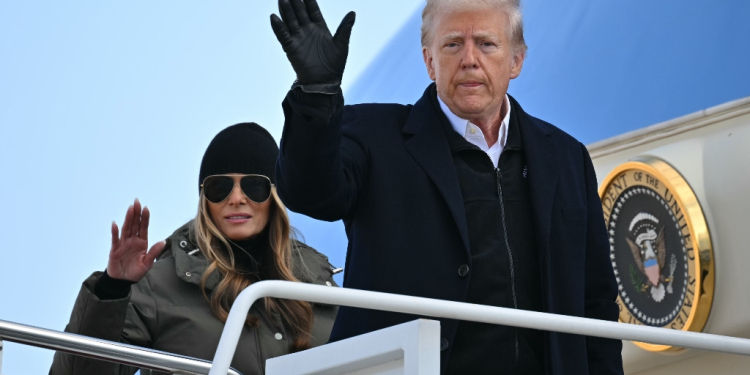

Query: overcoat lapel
<box><xmin>402</xmin><ymin>87</ymin><xmax>471</xmax><ymax>256</ymax></box>
<box><xmin>511</xmin><ymin>96</ymin><xmax>560</xmax><ymax>263</ymax></box>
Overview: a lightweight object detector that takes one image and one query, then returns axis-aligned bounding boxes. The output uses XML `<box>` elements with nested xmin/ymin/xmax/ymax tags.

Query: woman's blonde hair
<box><xmin>194</xmin><ymin>187</ymin><xmax>314</xmax><ymax>351</ymax></box>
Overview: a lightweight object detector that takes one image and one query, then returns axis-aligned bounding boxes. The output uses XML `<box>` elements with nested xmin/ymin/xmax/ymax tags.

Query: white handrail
<box><xmin>209</xmin><ymin>280</ymin><xmax>750</xmax><ymax>375</ymax></box>
<box><xmin>0</xmin><ymin>319</ymin><xmax>241</xmax><ymax>375</ymax></box>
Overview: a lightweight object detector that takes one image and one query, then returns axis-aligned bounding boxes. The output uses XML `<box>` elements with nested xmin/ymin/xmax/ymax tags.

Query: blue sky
<box><xmin>0</xmin><ymin>1</ymin><xmax>422</xmax><ymax>373</ymax></box>
<box><xmin>2</xmin><ymin>1</ymin><xmax>750</xmax><ymax>373</ymax></box>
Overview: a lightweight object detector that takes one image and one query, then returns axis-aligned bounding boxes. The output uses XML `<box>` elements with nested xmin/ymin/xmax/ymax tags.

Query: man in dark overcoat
<box><xmin>270</xmin><ymin>0</ymin><xmax>623</xmax><ymax>373</ymax></box>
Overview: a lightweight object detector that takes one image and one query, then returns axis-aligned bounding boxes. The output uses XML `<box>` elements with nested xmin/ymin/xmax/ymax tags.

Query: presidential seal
<box><xmin>599</xmin><ymin>157</ymin><xmax>715</xmax><ymax>352</ymax></box>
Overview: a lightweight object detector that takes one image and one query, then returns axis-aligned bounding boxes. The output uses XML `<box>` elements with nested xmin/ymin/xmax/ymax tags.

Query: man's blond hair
<box><xmin>421</xmin><ymin>0</ymin><xmax>527</xmax><ymax>54</ymax></box>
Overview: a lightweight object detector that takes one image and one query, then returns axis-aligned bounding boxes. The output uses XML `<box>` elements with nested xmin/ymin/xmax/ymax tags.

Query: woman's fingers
<box><xmin>130</xmin><ymin>198</ymin><xmax>142</xmax><ymax>238</ymax></box>
<box><xmin>144</xmin><ymin>241</ymin><xmax>167</xmax><ymax>265</ymax></box>
<box><xmin>108</xmin><ymin>200</ymin><xmax>159</xmax><ymax>281</ymax></box>
<box><xmin>139</xmin><ymin>206</ymin><xmax>150</xmax><ymax>241</ymax></box>
<box><xmin>110</xmin><ymin>221</ymin><xmax>120</xmax><ymax>252</ymax></box>
<box><xmin>121</xmin><ymin>204</ymin><xmax>134</xmax><ymax>240</ymax></box>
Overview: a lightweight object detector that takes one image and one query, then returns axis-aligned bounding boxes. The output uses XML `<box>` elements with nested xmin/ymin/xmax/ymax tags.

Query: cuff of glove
<box><xmin>291</xmin><ymin>81</ymin><xmax>341</xmax><ymax>95</ymax></box>
<box><xmin>95</xmin><ymin>270</ymin><xmax>135</xmax><ymax>300</ymax></box>
<box><xmin>287</xmin><ymin>88</ymin><xmax>344</xmax><ymax>127</ymax></box>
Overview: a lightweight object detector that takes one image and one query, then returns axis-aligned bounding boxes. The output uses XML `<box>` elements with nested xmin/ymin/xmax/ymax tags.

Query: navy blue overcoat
<box><xmin>277</xmin><ymin>84</ymin><xmax>623</xmax><ymax>375</ymax></box>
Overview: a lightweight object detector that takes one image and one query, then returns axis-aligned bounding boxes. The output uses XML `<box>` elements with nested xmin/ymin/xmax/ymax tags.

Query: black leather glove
<box><xmin>271</xmin><ymin>0</ymin><xmax>355</xmax><ymax>94</ymax></box>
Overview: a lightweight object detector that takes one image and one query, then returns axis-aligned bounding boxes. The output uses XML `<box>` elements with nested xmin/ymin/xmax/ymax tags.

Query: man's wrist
<box><xmin>291</xmin><ymin>81</ymin><xmax>341</xmax><ymax>95</ymax></box>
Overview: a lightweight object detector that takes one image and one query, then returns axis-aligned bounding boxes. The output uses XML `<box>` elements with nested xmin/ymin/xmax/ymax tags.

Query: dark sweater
<box><xmin>431</xmin><ymin>92</ymin><xmax>545</xmax><ymax>375</ymax></box>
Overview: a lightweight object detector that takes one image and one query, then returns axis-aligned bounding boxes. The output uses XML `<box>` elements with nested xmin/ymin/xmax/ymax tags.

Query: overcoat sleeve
<box><xmin>49</xmin><ymin>272</ymin><xmax>156</xmax><ymax>375</ymax></box>
<box><xmin>581</xmin><ymin>144</ymin><xmax>625</xmax><ymax>374</ymax></box>
<box><xmin>276</xmin><ymin>89</ymin><xmax>369</xmax><ymax>221</ymax></box>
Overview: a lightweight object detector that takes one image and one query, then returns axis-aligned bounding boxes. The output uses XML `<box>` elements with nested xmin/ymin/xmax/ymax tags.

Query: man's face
<box><xmin>423</xmin><ymin>8</ymin><xmax>524</xmax><ymax>120</ymax></box>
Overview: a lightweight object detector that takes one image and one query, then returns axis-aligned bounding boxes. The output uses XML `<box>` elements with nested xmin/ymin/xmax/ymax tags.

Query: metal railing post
<box><xmin>0</xmin><ymin>338</ymin><xmax>4</xmax><ymax>375</ymax></box>
<box><xmin>208</xmin><ymin>280</ymin><xmax>750</xmax><ymax>375</ymax></box>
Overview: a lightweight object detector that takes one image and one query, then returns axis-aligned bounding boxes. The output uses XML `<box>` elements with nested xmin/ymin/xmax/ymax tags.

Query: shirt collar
<box><xmin>437</xmin><ymin>94</ymin><xmax>512</xmax><ymax>151</ymax></box>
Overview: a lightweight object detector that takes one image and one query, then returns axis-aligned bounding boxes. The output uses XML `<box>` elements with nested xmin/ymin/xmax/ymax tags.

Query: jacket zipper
<box><xmin>496</xmin><ymin>167</ymin><xmax>520</xmax><ymax>362</ymax></box>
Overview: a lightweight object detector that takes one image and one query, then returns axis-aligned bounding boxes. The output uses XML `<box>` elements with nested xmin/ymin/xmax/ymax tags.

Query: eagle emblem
<box><xmin>626</xmin><ymin>212</ymin><xmax>677</xmax><ymax>302</ymax></box>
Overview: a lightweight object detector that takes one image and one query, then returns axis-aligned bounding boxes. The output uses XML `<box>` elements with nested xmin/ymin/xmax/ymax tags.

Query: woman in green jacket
<box><xmin>50</xmin><ymin>123</ymin><xmax>339</xmax><ymax>375</ymax></box>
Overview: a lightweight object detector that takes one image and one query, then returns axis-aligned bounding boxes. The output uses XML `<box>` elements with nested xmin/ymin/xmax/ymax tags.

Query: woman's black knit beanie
<box><xmin>199</xmin><ymin>123</ymin><xmax>279</xmax><ymax>193</ymax></box>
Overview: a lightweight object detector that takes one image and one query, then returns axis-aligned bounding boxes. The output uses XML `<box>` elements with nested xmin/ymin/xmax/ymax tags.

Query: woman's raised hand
<box><xmin>107</xmin><ymin>199</ymin><xmax>166</xmax><ymax>282</ymax></box>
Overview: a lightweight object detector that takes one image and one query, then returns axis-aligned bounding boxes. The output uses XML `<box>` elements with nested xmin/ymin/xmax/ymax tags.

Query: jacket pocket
<box><xmin>563</xmin><ymin>206</ymin><xmax>587</xmax><ymax>222</ymax></box>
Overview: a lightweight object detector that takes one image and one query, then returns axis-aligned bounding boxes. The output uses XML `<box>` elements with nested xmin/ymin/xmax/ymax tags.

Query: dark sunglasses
<box><xmin>201</xmin><ymin>174</ymin><xmax>273</xmax><ymax>204</ymax></box>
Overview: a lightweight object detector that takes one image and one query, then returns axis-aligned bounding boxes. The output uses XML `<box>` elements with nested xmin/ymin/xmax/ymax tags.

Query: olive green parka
<box><xmin>49</xmin><ymin>221</ymin><xmax>339</xmax><ymax>375</ymax></box>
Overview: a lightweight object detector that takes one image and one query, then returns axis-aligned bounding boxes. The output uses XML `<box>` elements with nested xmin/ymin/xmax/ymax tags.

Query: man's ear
<box><xmin>510</xmin><ymin>49</ymin><xmax>525</xmax><ymax>79</ymax></box>
<box><xmin>422</xmin><ymin>47</ymin><xmax>436</xmax><ymax>81</ymax></box>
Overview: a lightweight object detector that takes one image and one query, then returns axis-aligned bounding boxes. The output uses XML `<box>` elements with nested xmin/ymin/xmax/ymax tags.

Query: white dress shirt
<box><xmin>438</xmin><ymin>95</ymin><xmax>511</xmax><ymax>168</ymax></box>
